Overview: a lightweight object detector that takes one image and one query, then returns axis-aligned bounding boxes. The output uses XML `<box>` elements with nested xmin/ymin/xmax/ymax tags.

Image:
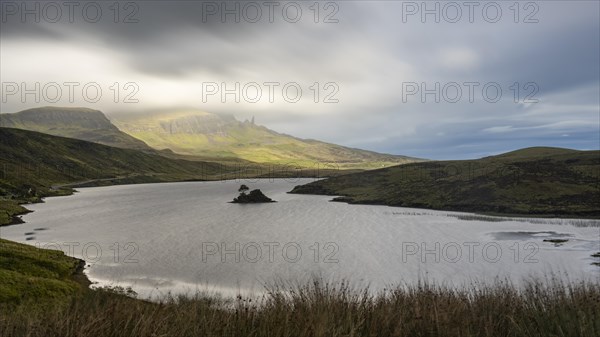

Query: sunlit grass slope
<box><xmin>112</xmin><ymin>110</ymin><xmax>421</xmax><ymax>168</ymax></box>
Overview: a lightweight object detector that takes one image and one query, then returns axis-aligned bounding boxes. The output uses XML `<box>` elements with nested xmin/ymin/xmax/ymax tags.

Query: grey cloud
<box><xmin>0</xmin><ymin>0</ymin><xmax>598</xmax><ymax>159</ymax></box>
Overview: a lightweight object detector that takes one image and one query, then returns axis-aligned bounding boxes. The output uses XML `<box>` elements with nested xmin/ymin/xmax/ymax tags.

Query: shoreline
<box><xmin>1</xmin><ymin>201</ymin><xmax>37</xmax><ymax>227</ymax></box>
<box><xmin>3</xmin><ymin>184</ymin><xmax>599</xmax><ymax>304</ymax></box>
<box><xmin>5</xmin><ymin>176</ymin><xmax>597</xmax><ymax>230</ymax></box>
<box><xmin>4</xmin><ymin>178</ymin><xmax>598</xmax><ymax>298</ymax></box>
<box><xmin>73</xmin><ymin>258</ymin><xmax>93</xmax><ymax>289</ymax></box>
<box><xmin>7</xmin><ymin>209</ymin><xmax>31</xmax><ymax>225</ymax></box>
<box><xmin>290</xmin><ymin>191</ymin><xmax>600</xmax><ymax>220</ymax></box>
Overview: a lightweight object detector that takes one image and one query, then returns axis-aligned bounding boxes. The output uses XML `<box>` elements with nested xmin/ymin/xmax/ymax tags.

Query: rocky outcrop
<box><xmin>232</xmin><ymin>189</ymin><xmax>275</xmax><ymax>203</ymax></box>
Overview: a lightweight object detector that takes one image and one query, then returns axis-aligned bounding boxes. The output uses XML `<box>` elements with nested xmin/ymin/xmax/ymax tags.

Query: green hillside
<box><xmin>0</xmin><ymin>127</ymin><xmax>214</xmax><ymax>225</ymax></box>
<box><xmin>1</xmin><ymin>107</ymin><xmax>421</xmax><ymax>169</ymax></box>
<box><xmin>0</xmin><ymin>107</ymin><xmax>153</xmax><ymax>151</ymax></box>
<box><xmin>111</xmin><ymin>110</ymin><xmax>420</xmax><ymax>169</ymax></box>
<box><xmin>0</xmin><ymin>127</ymin><xmax>224</xmax><ymax>195</ymax></box>
<box><xmin>0</xmin><ymin>128</ymin><xmax>342</xmax><ymax>225</ymax></box>
<box><xmin>290</xmin><ymin>147</ymin><xmax>600</xmax><ymax>218</ymax></box>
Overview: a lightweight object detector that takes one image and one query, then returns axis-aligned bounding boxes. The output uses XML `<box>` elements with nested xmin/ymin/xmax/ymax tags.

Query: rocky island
<box><xmin>232</xmin><ymin>185</ymin><xmax>276</xmax><ymax>203</ymax></box>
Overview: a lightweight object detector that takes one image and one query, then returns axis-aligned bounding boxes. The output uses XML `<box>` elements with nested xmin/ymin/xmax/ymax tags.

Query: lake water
<box><xmin>2</xmin><ymin>179</ymin><xmax>599</xmax><ymax>299</ymax></box>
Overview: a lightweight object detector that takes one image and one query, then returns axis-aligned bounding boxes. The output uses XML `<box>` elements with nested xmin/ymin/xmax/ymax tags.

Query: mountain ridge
<box><xmin>0</xmin><ymin>107</ymin><xmax>152</xmax><ymax>151</ymax></box>
<box><xmin>111</xmin><ymin>109</ymin><xmax>421</xmax><ymax>168</ymax></box>
<box><xmin>1</xmin><ymin>107</ymin><xmax>422</xmax><ymax>169</ymax></box>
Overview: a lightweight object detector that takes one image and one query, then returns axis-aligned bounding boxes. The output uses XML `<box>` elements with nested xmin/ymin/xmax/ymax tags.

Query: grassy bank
<box><xmin>291</xmin><ymin>147</ymin><xmax>600</xmax><ymax>218</ymax></box>
<box><xmin>1</xmin><ymin>240</ymin><xmax>599</xmax><ymax>337</ymax></box>
<box><xmin>0</xmin><ymin>201</ymin><xmax>29</xmax><ymax>226</ymax></box>
<box><xmin>0</xmin><ymin>239</ymin><xmax>88</xmax><ymax>305</ymax></box>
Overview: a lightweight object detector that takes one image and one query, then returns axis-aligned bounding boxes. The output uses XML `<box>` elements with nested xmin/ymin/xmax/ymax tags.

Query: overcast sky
<box><xmin>1</xmin><ymin>0</ymin><xmax>598</xmax><ymax>159</ymax></box>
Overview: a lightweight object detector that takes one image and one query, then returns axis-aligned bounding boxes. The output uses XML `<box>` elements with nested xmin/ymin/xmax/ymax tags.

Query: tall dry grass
<box><xmin>1</xmin><ymin>278</ymin><xmax>598</xmax><ymax>337</ymax></box>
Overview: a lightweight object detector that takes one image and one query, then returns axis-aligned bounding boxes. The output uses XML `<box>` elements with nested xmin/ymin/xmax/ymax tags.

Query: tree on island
<box><xmin>232</xmin><ymin>185</ymin><xmax>275</xmax><ymax>203</ymax></box>
<box><xmin>238</xmin><ymin>184</ymin><xmax>249</xmax><ymax>195</ymax></box>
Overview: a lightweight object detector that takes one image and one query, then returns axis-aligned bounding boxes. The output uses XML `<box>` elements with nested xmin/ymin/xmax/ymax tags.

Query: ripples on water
<box><xmin>3</xmin><ymin>179</ymin><xmax>599</xmax><ymax>299</ymax></box>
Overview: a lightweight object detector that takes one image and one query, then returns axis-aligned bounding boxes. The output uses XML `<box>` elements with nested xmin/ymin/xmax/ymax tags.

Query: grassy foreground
<box><xmin>0</xmin><ymin>239</ymin><xmax>88</xmax><ymax>305</ymax></box>
<box><xmin>1</xmin><ymin>240</ymin><xmax>599</xmax><ymax>337</ymax></box>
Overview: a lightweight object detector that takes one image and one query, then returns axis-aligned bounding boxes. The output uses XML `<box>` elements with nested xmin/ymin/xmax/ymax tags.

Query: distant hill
<box><xmin>0</xmin><ymin>127</ymin><xmax>216</xmax><ymax>225</ymax></box>
<box><xmin>0</xmin><ymin>127</ymin><xmax>223</xmax><ymax>200</ymax></box>
<box><xmin>0</xmin><ymin>107</ymin><xmax>152</xmax><ymax>151</ymax></box>
<box><xmin>0</xmin><ymin>128</ymin><xmax>344</xmax><ymax>225</ymax></box>
<box><xmin>290</xmin><ymin>147</ymin><xmax>600</xmax><ymax>218</ymax></box>
<box><xmin>1</xmin><ymin>107</ymin><xmax>422</xmax><ymax>169</ymax></box>
<box><xmin>111</xmin><ymin>110</ymin><xmax>421</xmax><ymax>169</ymax></box>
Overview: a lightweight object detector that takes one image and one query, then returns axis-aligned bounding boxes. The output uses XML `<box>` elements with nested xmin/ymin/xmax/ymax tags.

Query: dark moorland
<box><xmin>291</xmin><ymin>147</ymin><xmax>600</xmax><ymax>218</ymax></box>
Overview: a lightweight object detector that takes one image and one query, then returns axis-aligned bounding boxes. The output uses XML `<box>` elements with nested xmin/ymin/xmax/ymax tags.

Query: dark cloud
<box><xmin>0</xmin><ymin>0</ymin><xmax>598</xmax><ymax>159</ymax></box>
